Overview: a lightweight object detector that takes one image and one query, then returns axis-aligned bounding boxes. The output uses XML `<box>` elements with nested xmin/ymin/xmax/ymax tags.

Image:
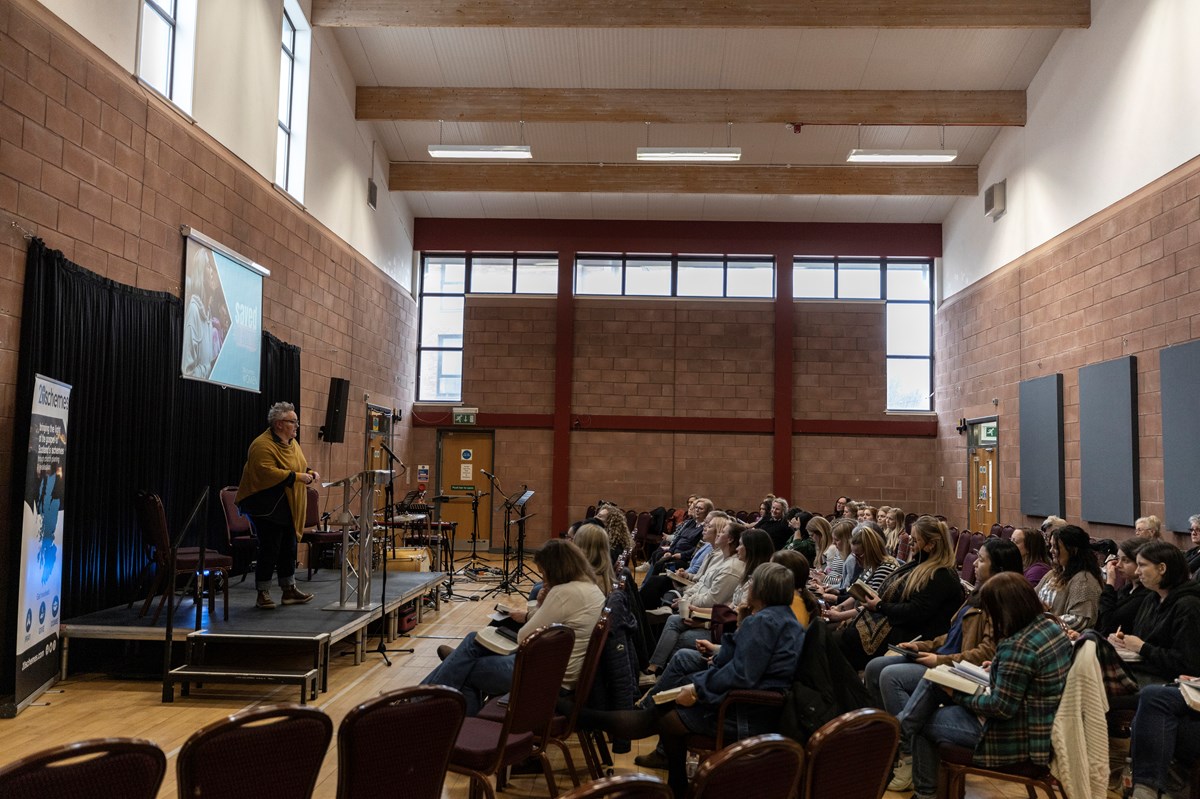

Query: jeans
<box><xmin>641</xmin><ymin>649</ymin><xmax>708</xmax><ymax>708</ymax></box>
<box><xmin>877</xmin><ymin>661</ymin><xmax>942</xmax><ymax>756</ymax></box>
<box><xmin>421</xmin><ymin>632</ymin><xmax>515</xmax><ymax>716</ymax></box>
<box><xmin>250</xmin><ymin>515</ymin><xmax>297</xmax><ymax>592</ymax></box>
<box><xmin>912</xmin><ymin>704</ymin><xmax>984</xmax><ymax>797</ymax></box>
<box><xmin>864</xmin><ymin>654</ymin><xmax>910</xmax><ymax>706</ymax></box>
<box><xmin>1131</xmin><ymin>684</ymin><xmax>1200</xmax><ymax>791</ymax></box>
<box><xmin>650</xmin><ymin>615</ymin><xmax>708</xmax><ymax>669</ymax></box>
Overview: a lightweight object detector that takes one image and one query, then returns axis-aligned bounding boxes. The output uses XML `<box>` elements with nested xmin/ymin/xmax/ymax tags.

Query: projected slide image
<box><xmin>181</xmin><ymin>232</ymin><xmax>265</xmax><ymax>392</ymax></box>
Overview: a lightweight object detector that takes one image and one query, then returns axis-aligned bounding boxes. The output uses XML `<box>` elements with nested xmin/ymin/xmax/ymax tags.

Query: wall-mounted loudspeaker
<box><xmin>320</xmin><ymin>377</ymin><xmax>350</xmax><ymax>443</ymax></box>
<box><xmin>984</xmin><ymin>180</ymin><xmax>1007</xmax><ymax>221</ymax></box>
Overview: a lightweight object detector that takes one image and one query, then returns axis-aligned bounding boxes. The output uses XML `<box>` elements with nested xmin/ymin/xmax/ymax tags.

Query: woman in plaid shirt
<box><xmin>908</xmin><ymin>572</ymin><xmax>1072</xmax><ymax>799</ymax></box>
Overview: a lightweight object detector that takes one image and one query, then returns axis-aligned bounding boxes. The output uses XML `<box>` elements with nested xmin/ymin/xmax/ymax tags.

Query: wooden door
<box><xmin>437</xmin><ymin>430</ymin><xmax>495</xmax><ymax>549</ymax></box>
<box><xmin>968</xmin><ymin>445</ymin><xmax>998</xmax><ymax>534</ymax></box>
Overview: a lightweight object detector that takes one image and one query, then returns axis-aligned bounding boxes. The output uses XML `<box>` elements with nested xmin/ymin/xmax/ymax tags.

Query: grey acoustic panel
<box><xmin>1079</xmin><ymin>356</ymin><xmax>1139</xmax><ymax>525</ymax></box>
<box><xmin>1162</xmin><ymin>339</ymin><xmax>1200</xmax><ymax>533</ymax></box>
<box><xmin>1019</xmin><ymin>374</ymin><xmax>1065</xmax><ymax>518</ymax></box>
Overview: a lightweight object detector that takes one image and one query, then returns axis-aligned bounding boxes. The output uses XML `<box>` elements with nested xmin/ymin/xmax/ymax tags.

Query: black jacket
<box><xmin>877</xmin><ymin>561</ymin><xmax>964</xmax><ymax>643</ymax></box>
<box><xmin>1096</xmin><ymin>583</ymin><xmax>1150</xmax><ymax>636</ymax></box>
<box><xmin>779</xmin><ymin>613</ymin><xmax>872</xmax><ymax>743</ymax></box>
<box><xmin>1128</xmin><ymin>580</ymin><xmax>1200</xmax><ymax>683</ymax></box>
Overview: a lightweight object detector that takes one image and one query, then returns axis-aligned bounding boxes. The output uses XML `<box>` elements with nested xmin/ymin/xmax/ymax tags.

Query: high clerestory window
<box><xmin>793</xmin><ymin>257</ymin><xmax>934</xmax><ymax>411</ymax></box>
<box><xmin>575</xmin><ymin>255</ymin><xmax>774</xmax><ymax>298</ymax></box>
<box><xmin>417</xmin><ymin>254</ymin><xmax>557</xmax><ymax>401</ymax></box>
<box><xmin>276</xmin><ymin>0</ymin><xmax>311</xmax><ymax>200</ymax></box>
<box><xmin>137</xmin><ymin>0</ymin><xmax>197</xmax><ymax>114</ymax></box>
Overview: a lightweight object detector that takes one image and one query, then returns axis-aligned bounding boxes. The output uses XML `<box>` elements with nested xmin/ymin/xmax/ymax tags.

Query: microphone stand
<box><xmin>368</xmin><ymin>439</ymin><xmax>411</xmax><ymax>665</ymax></box>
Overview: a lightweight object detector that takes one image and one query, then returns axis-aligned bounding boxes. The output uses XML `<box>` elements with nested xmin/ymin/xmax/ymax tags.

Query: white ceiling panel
<box><xmin>352</xmin><ymin>28</ymin><xmax>442</xmax><ymax>85</ymax></box>
<box><xmin>809</xmin><ymin>195</ymin><xmax>881</xmax><ymax>224</ymax></box>
<box><xmin>425</xmin><ymin>29</ymin><xmax>516</xmax><ymax>87</ymax></box>
<box><xmin>576</xmin><ymin>29</ymin><xmax>656</xmax><ymax>88</ymax></box>
<box><xmin>717</xmin><ymin>30</ymin><xmax>805</xmax><ymax>89</ymax></box>
<box><xmin>649</xmin><ymin>29</ymin><xmax>729</xmax><ymax>88</ymax></box>
<box><xmin>477</xmin><ymin>192</ymin><xmax>542</xmax><ymax>218</ymax></box>
<box><xmin>534</xmin><ymin>193</ymin><xmax>598</xmax><ymax>218</ymax></box>
<box><xmin>756</xmin><ymin>194</ymin><xmax>822</xmax><ymax>222</ymax></box>
<box><xmin>589</xmin><ymin>193</ymin><xmax>650</xmax><ymax>219</ymax></box>
<box><xmin>788</xmin><ymin>30</ymin><xmax>879</xmax><ymax>88</ymax></box>
<box><xmin>700</xmin><ymin>194</ymin><xmax>766</xmax><ymax>221</ymax></box>
<box><xmin>645</xmin><ymin>193</ymin><xmax>709</xmax><ymax>221</ymax></box>
<box><xmin>502</xmin><ymin>29</ymin><xmax>584</xmax><ymax>88</ymax></box>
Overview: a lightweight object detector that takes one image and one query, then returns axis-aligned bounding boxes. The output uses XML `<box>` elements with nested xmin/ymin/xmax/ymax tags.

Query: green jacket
<box><xmin>956</xmin><ymin>614</ymin><xmax>1071</xmax><ymax>767</ymax></box>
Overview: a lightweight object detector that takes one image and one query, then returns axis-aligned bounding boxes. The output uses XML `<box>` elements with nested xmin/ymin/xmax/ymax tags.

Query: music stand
<box><xmin>482</xmin><ymin>488</ymin><xmax>536</xmax><ymax>598</ymax></box>
<box><xmin>510</xmin><ymin>490</ymin><xmax>538</xmax><ymax>584</ymax></box>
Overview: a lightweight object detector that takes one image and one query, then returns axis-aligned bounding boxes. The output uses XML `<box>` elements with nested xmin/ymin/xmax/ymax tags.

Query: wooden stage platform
<box><xmin>60</xmin><ymin>569</ymin><xmax>447</xmax><ymax>684</ymax></box>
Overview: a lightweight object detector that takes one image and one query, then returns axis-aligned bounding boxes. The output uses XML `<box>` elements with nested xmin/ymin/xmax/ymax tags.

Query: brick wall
<box><xmin>934</xmin><ymin>154</ymin><xmax>1200</xmax><ymax>545</ymax></box>
<box><xmin>793</xmin><ymin>302</ymin><xmax>889</xmax><ymax>419</ymax></box>
<box><xmin>0</xmin><ymin>0</ymin><xmax>416</xmax><ymax>546</ymax></box>
<box><xmin>462</xmin><ymin>296</ymin><xmax>556</xmax><ymax>415</ymax></box>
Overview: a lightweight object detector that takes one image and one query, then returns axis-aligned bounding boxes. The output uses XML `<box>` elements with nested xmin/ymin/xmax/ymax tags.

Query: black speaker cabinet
<box><xmin>320</xmin><ymin>377</ymin><xmax>349</xmax><ymax>443</ymax></box>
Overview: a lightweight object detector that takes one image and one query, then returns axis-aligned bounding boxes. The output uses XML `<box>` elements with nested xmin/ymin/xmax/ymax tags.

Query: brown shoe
<box><xmin>281</xmin><ymin>586</ymin><xmax>314</xmax><ymax>605</ymax></box>
<box><xmin>437</xmin><ymin>644</ymin><xmax>454</xmax><ymax>661</ymax></box>
<box><xmin>256</xmin><ymin>591</ymin><xmax>276</xmax><ymax>609</ymax></box>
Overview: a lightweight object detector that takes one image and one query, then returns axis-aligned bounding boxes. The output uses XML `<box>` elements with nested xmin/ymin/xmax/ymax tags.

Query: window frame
<box><xmin>574</xmin><ymin>253</ymin><xmax>776</xmax><ymax>299</ymax></box>
<box><xmin>275</xmin><ymin>0</ymin><xmax>311</xmax><ymax>201</ymax></box>
<box><xmin>136</xmin><ymin>0</ymin><xmax>196</xmax><ymax>114</ymax></box>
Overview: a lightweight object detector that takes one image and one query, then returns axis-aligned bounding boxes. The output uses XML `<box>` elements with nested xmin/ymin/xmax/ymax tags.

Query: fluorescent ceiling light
<box><xmin>846</xmin><ymin>149</ymin><xmax>958</xmax><ymax>164</ymax></box>
<box><xmin>636</xmin><ymin>147</ymin><xmax>742</xmax><ymax>162</ymax></box>
<box><xmin>428</xmin><ymin>144</ymin><xmax>532</xmax><ymax>159</ymax></box>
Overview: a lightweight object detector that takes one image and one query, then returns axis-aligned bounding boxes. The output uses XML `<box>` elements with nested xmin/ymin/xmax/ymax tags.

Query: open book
<box><xmin>652</xmin><ymin>685</ymin><xmax>688</xmax><ymax>705</ymax></box>
<box><xmin>476</xmin><ymin>625</ymin><xmax>520</xmax><ymax>656</ymax></box>
<box><xmin>679</xmin><ymin>601</ymin><xmax>711</xmax><ymax>623</ymax></box>
<box><xmin>1181</xmin><ymin>678</ymin><xmax>1200</xmax><ymax>712</ymax></box>
<box><xmin>921</xmin><ymin>662</ymin><xmax>991</xmax><ymax>695</ymax></box>
<box><xmin>848</xmin><ymin>579</ymin><xmax>879</xmax><ymax>604</ymax></box>
<box><xmin>669</xmin><ymin>570</ymin><xmax>697</xmax><ymax>586</ymax></box>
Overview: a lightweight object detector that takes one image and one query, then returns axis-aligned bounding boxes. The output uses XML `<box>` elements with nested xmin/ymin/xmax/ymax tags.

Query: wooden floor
<box><xmin>0</xmin><ymin>559</ymin><xmax>1030</xmax><ymax>799</ymax></box>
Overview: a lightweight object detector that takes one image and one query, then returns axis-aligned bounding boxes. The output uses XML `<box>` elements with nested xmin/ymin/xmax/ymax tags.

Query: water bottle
<box><xmin>1120</xmin><ymin>756</ymin><xmax>1133</xmax><ymax>797</ymax></box>
<box><xmin>685</xmin><ymin>752</ymin><xmax>700</xmax><ymax>779</ymax></box>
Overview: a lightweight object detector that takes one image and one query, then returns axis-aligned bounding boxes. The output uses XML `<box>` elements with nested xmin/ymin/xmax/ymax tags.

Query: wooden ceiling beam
<box><xmin>358</xmin><ymin>88</ymin><xmax>1025</xmax><ymax>126</ymax></box>
<box><xmin>314</xmin><ymin>0</ymin><xmax>1088</xmax><ymax>28</ymax></box>
<box><xmin>388</xmin><ymin>163</ymin><xmax>978</xmax><ymax>196</ymax></box>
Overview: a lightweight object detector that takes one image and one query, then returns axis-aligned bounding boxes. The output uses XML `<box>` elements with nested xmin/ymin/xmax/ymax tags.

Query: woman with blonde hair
<box><xmin>807</xmin><ymin>515</ymin><xmax>833</xmax><ymax>574</ymax></box>
<box><xmin>885</xmin><ymin>508</ymin><xmax>905</xmax><ymax>556</ymax></box>
<box><xmin>573</xmin><ymin>523</ymin><xmax>616</xmax><ymax>593</ymax></box>
<box><xmin>1134</xmin><ymin>515</ymin><xmax>1163</xmax><ymax>539</ymax></box>
<box><xmin>834</xmin><ymin>515</ymin><xmax>962</xmax><ymax>669</ymax></box>
<box><xmin>822</xmin><ymin>518</ymin><xmax>854</xmax><ymax>590</ymax></box>
<box><xmin>599</xmin><ymin>505</ymin><xmax>634</xmax><ymax>562</ymax></box>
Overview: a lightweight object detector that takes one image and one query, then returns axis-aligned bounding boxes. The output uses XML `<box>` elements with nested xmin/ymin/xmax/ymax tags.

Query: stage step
<box><xmin>169</xmin><ymin>664</ymin><xmax>318</xmax><ymax>704</ymax></box>
<box><xmin>162</xmin><ymin>631</ymin><xmax>330</xmax><ymax>704</ymax></box>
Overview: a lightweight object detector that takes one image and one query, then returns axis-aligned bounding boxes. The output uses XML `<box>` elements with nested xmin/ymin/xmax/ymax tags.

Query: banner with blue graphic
<box><xmin>15</xmin><ymin>374</ymin><xmax>70</xmax><ymax>708</ymax></box>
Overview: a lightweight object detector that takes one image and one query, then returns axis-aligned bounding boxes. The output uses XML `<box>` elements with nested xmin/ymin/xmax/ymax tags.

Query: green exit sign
<box><xmin>453</xmin><ymin>407</ymin><xmax>478</xmax><ymax>425</ymax></box>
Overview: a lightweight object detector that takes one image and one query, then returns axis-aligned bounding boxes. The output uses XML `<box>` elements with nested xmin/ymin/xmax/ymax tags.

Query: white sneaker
<box><xmin>646</xmin><ymin>606</ymin><xmax>673</xmax><ymax>617</ymax></box>
<box><xmin>887</xmin><ymin>756</ymin><xmax>912</xmax><ymax>792</ymax></box>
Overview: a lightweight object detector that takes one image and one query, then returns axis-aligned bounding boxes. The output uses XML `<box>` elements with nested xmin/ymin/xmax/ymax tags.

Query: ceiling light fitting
<box><xmin>636</xmin><ymin>147</ymin><xmax>742</xmax><ymax>162</ymax></box>
<box><xmin>846</xmin><ymin>149</ymin><xmax>958</xmax><ymax>163</ymax></box>
<box><xmin>428</xmin><ymin>119</ymin><xmax>532</xmax><ymax>159</ymax></box>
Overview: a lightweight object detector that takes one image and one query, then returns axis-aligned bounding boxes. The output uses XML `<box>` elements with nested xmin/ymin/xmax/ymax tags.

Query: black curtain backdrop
<box><xmin>6</xmin><ymin>239</ymin><xmax>300</xmax><ymax>666</ymax></box>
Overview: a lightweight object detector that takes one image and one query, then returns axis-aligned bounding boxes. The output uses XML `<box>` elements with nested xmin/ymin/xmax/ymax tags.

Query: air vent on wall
<box><xmin>984</xmin><ymin>180</ymin><xmax>1006</xmax><ymax>220</ymax></box>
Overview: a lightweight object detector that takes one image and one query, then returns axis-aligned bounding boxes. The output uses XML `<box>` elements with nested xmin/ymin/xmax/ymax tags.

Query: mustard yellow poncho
<box><xmin>236</xmin><ymin>428</ymin><xmax>309</xmax><ymax>539</ymax></box>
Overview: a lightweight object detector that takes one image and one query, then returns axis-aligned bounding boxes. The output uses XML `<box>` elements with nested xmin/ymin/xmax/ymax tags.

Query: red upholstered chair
<box><xmin>1000</xmin><ymin>525</ymin><xmax>1015</xmax><ymax>541</ymax></box>
<box><xmin>938</xmin><ymin>742</ymin><xmax>1065</xmax><ymax>799</ymax></box>
<box><xmin>482</xmin><ymin>609</ymin><xmax>613</xmax><ymax>786</ymax></box>
<box><xmin>687</xmin><ymin>733</ymin><xmax>805</xmax><ymax>799</ymax></box>
<box><xmin>178</xmin><ymin>704</ymin><xmax>333</xmax><ymax>799</ymax></box>
<box><xmin>685</xmin><ymin>690</ymin><xmax>787</xmax><ymax>757</ymax></box>
<box><xmin>953</xmin><ymin>530</ymin><xmax>973</xmax><ymax>568</ymax></box>
<box><xmin>558</xmin><ymin>774</ymin><xmax>672</xmax><ymax>799</ymax></box>
<box><xmin>0</xmin><ymin>738</ymin><xmax>166</xmax><ymax>799</ymax></box>
<box><xmin>133</xmin><ymin>491</ymin><xmax>232</xmax><ymax>623</ymax></box>
<box><xmin>449</xmin><ymin>624</ymin><xmax>576</xmax><ymax>799</ymax></box>
<box><xmin>218</xmin><ymin>485</ymin><xmax>257</xmax><ymax>582</ymax></box>
<box><xmin>961</xmin><ymin>551</ymin><xmax>978</xmax><ymax>585</ymax></box>
<box><xmin>337</xmin><ymin>686</ymin><xmax>466</xmax><ymax>799</ymax></box>
<box><xmin>802</xmin><ymin>708</ymin><xmax>899</xmax><ymax>799</ymax></box>
<box><xmin>299</xmin><ymin>486</ymin><xmax>341</xmax><ymax>580</ymax></box>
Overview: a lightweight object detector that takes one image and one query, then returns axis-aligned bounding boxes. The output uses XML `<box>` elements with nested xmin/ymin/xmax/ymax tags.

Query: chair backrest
<box><xmin>337</xmin><ymin>686</ymin><xmax>466</xmax><ymax>799</ymax></box>
<box><xmin>990</xmin><ymin>523</ymin><xmax>1003</xmax><ymax>538</ymax></box>
<box><xmin>803</xmin><ymin>708</ymin><xmax>899</xmax><ymax>799</ymax></box>
<box><xmin>624</xmin><ymin>509</ymin><xmax>638</xmax><ymax>530</ymax></box>
<box><xmin>134</xmin><ymin>490</ymin><xmax>172</xmax><ymax>562</ymax></box>
<box><xmin>559</xmin><ymin>773</ymin><xmax>672</xmax><ymax>799</ymax></box>
<box><xmin>178</xmin><ymin>704</ymin><xmax>333</xmax><ymax>799</ymax></box>
<box><xmin>1000</xmin><ymin>524</ymin><xmax>1014</xmax><ymax>541</ymax></box>
<box><xmin>0</xmin><ymin>738</ymin><xmax>166</xmax><ymax>799</ymax></box>
<box><xmin>561</xmin><ymin>609</ymin><xmax>612</xmax><ymax>734</ymax></box>
<box><xmin>688</xmin><ymin>733</ymin><xmax>804</xmax><ymax>799</ymax></box>
<box><xmin>961</xmin><ymin>551</ymin><xmax>978</xmax><ymax>585</ymax></box>
<box><xmin>948</xmin><ymin>527</ymin><xmax>960</xmax><ymax>547</ymax></box>
<box><xmin>634</xmin><ymin>512</ymin><xmax>652</xmax><ymax>538</ymax></box>
<box><xmin>969</xmin><ymin>532</ymin><xmax>987</xmax><ymax>553</ymax></box>
<box><xmin>903</xmin><ymin>512</ymin><xmax>918</xmax><ymax>532</ymax></box>
<box><xmin>586</xmin><ymin>505</ymin><xmax>597</xmax><ymax>519</ymax></box>
<box><xmin>953</xmin><ymin>530</ymin><xmax>972</xmax><ymax>567</ymax></box>
<box><xmin>303</xmin><ymin>485</ymin><xmax>320</xmax><ymax>529</ymax></box>
<box><xmin>504</xmin><ymin>624</ymin><xmax>576</xmax><ymax>741</ymax></box>
<box><xmin>219</xmin><ymin>486</ymin><xmax>250</xmax><ymax>541</ymax></box>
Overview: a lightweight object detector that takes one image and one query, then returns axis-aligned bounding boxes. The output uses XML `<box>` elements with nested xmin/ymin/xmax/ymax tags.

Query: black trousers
<box><xmin>250</xmin><ymin>515</ymin><xmax>297</xmax><ymax>590</ymax></box>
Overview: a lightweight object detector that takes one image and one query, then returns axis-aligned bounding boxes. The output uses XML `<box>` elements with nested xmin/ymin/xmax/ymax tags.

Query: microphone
<box><xmin>380</xmin><ymin>442</ymin><xmax>405</xmax><ymax>467</ymax></box>
<box><xmin>481</xmin><ymin>469</ymin><xmax>494</xmax><ymax>479</ymax></box>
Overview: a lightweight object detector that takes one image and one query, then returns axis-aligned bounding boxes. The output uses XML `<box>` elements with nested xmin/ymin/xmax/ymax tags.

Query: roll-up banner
<box><xmin>13</xmin><ymin>375</ymin><xmax>71</xmax><ymax>712</ymax></box>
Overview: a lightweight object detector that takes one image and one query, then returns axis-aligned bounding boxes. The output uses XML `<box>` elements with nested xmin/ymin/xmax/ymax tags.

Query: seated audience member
<box><xmin>574</xmin><ymin>523</ymin><xmax>617</xmax><ymax>594</ymax></box>
<box><xmin>529</xmin><ymin>518</ymin><xmax>592</xmax><ymax>600</ymax></box>
<box><xmin>1107</xmin><ymin>540</ymin><xmax>1200</xmax><ymax>686</ymax></box>
<box><xmin>1012</xmin><ymin>526</ymin><xmax>1053</xmax><ymax>587</ymax></box>
<box><xmin>1095</xmin><ymin>536</ymin><xmax>1150</xmax><ymax>636</ymax></box>
<box><xmin>639</xmin><ymin>511</ymin><xmax>724</xmax><ymax>610</ymax></box>
<box><xmin>755</xmin><ymin>496</ymin><xmax>791</xmax><ymax>551</ymax></box>
<box><xmin>752</xmin><ymin>495</ymin><xmax>774</xmax><ymax>524</ymax></box>
<box><xmin>833</xmin><ymin>515</ymin><xmax>962</xmax><ymax>670</ymax></box>
<box><xmin>817</xmin><ymin>518</ymin><xmax>854</xmax><ymax>592</ymax></box>
<box><xmin>1034</xmin><ymin>525</ymin><xmax>1103</xmax><ymax>631</ymax></box>
<box><xmin>1134</xmin><ymin>515</ymin><xmax>1163</xmax><ymax>539</ymax></box>
<box><xmin>876</xmin><ymin>505</ymin><xmax>891</xmax><ymax>525</ymax></box>
<box><xmin>1041</xmin><ymin>515</ymin><xmax>1068</xmax><ymax>537</ymax></box>
<box><xmin>1126</xmin><ymin>681</ymin><xmax>1200</xmax><ymax>799</ymax></box>
<box><xmin>1186</xmin><ymin>514</ymin><xmax>1200</xmax><ymax>578</ymax></box>
<box><xmin>583</xmin><ymin>563</ymin><xmax>804</xmax><ymax>798</ymax></box>
<box><xmin>644</xmin><ymin>526</ymin><xmax>772</xmax><ymax>675</ymax></box>
<box><xmin>820</xmin><ymin>524</ymin><xmax>900</xmax><ymax>614</ymax></box>
<box><xmin>858</xmin><ymin>504</ymin><xmax>877</xmax><ymax>523</ymax></box>
<box><xmin>595</xmin><ymin>504</ymin><xmax>633</xmax><ymax>564</ymax></box>
<box><xmin>771</xmin><ymin>549</ymin><xmax>820</xmax><ymax>626</ymax></box>
<box><xmin>843</xmin><ymin>500</ymin><xmax>860</xmax><ymax>520</ymax></box>
<box><xmin>641</xmin><ymin>497</ymin><xmax>712</xmax><ymax>583</ymax></box>
<box><xmin>423</xmin><ymin>539</ymin><xmax>605</xmax><ymax>715</ymax></box>
<box><xmin>807</xmin><ymin>515</ymin><xmax>833</xmax><ymax>578</ymax></box>
<box><xmin>782</xmin><ymin>508</ymin><xmax>817</xmax><ymax>565</ymax></box>
<box><xmin>884</xmin><ymin>508</ymin><xmax>905</xmax><ymax>557</ymax></box>
<box><xmin>831</xmin><ymin>495</ymin><xmax>849</xmax><ymax>520</ymax></box>
<box><xmin>865</xmin><ymin>538</ymin><xmax>1023</xmax><ymax>792</ymax></box>
<box><xmin>906</xmin><ymin>572</ymin><xmax>1073</xmax><ymax>799</ymax></box>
